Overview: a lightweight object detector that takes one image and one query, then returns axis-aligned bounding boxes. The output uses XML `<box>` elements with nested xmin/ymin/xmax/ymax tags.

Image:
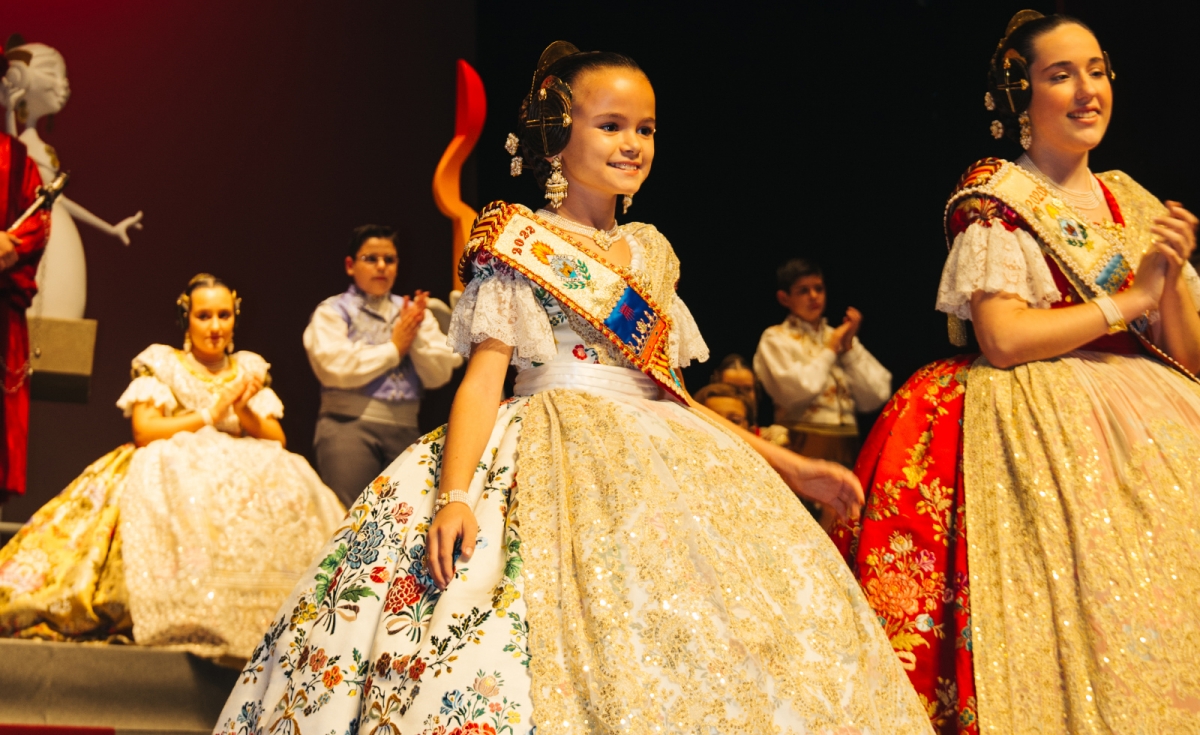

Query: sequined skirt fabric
<box><xmin>965</xmin><ymin>352</ymin><xmax>1200</xmax><ymax>733</ymax></box>
<box><xmin>215</xmin><ymin>389</ymin><xmax>932</xmax><ymax>734</ymax></box>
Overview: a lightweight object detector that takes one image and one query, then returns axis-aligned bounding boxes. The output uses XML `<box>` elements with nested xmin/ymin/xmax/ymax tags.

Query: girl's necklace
<box><xmin>187</xmin><ymin>350</ymin><xmax>230</xmax><ymax>375</ymax></box>
<box><xmin>535</xmin><ymin>208</ymin><xmax>621</xmax><ymax>251</ymax></box>
<box><xmin>1016</xmin><ymin>154</ymin><xmax>1104</xmax><ymax>211</ymax></box>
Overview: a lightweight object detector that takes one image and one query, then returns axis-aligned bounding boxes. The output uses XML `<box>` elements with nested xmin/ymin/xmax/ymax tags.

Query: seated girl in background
<box><xmin>0</xmin><ymin>274</ymin><xmax>344</xmax><ymax>663</ymax></box>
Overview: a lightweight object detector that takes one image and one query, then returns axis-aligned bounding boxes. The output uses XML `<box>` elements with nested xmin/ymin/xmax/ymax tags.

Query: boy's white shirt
<box><xmin>303</xmin><ymin>303</ymin><xmax>462</xmax><ymax>391</ymax></box>
<box><xmin>753</xmin><ymin>315</ymin><xmax>891</xmax><ymax>427</ymax></box>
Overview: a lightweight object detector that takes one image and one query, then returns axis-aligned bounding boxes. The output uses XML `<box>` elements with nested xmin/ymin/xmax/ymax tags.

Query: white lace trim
<box><xmin>448</xmin><ymin>269</ymin><xmax>557</xmax><ymax>370</ymax></box>
<box><xmin>936</xmin><ymin>222</ymin><xmax>1061</xmax><ymax>320</ymax></box>
<box><xmin>117</xmin><ymin>375</ymin><xmax>178</xmax><ymax>417</ymax></box>
<box><xmin>668</xmin><ymin>296</ymin><xmax>709</xmax><ymax>367</ymax></box>
<box><xmin>247</xmin><ymin>388</ymin><xmax>284</xmax><ymax>420</ymax></box>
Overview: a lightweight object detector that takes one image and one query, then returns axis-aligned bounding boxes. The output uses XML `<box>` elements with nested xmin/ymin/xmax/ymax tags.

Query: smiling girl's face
<box><xmin>556</xmin><ymin>66</ymin><xmax>656</xmax><ymax>200</ymax></box>
<box><xmin>1026</xmin><ymin>23</ymin><xmax>1112</xmax><ymax>158</ymax></box>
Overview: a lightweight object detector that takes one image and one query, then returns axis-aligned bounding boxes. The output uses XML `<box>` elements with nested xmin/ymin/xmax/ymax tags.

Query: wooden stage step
<box><xmin>0</xmin><ymin>638</ymin><xmax>238</xmax><ymax>733</ymax></box>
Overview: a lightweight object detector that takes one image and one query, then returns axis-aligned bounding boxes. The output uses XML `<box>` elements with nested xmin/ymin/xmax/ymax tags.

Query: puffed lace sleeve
<box><xmin>935</xmin><ymin>221</ymin><xmax>1060</xmax><ymax>320</ymax></box>
<box><xmin>117</xmin><ymin>376</ymin><xmax>177</xmax><ymax>417</ymax></box>
<box><xmin>247</xmin><ymin>388</ymin><xmax>284</xmax><ymax>420</ymax></box>
<box><xmin>234</xmin><ymin>351</ymin><xmax>284</xmax><ymax>420</ymax></box>
<box><xmin>668</xmin><ymin>295</ymin><xmax>709</xmax><ymax>368</ymax></box>
<box><xmin>448</xmin><ymin>252</ymin><xmax>557</xmax><ymax>369</ymax></box>
<box><xmin>116</xmin><ymin>345</ymin><xmax>180</xmax><ymax>417</ymax></box>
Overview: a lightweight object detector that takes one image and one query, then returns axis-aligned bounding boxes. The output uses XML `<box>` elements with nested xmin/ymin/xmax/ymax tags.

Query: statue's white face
<box><xmin>4</xmin><ymin>43</ymin><xmax>71</xmax><ymax>119</ymax></box>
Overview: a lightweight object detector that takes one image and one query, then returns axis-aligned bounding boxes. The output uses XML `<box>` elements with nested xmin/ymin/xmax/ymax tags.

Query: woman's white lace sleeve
<box><xmin>935</xmin><ymin>221</ymin><xmax>1060</xmax><ymax>320</ymax></box>
<box><xmin>247</xmin><ymin>387</ymin><xmax>284</xmax><ymax>420</ymax></box>
<box><xmin>116</xmin><ymin>375</ymin><xmax>178</xmax><ymax>417</ymax></box>
<box><xmin>447</xmin><ymin>268</ymin><xmax>557</xmax><ymax>368</ymax></box>
<box><xmin>668</xmin><ymin>295</ymin><xmax>710</xmax><ymax>368</ymax></box>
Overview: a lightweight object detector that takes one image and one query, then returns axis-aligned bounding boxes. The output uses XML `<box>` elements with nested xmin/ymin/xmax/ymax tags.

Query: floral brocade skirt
<box><xmin>834</xmin><ymin>351</ymin><xmax>1200</xmax><ymax>734</ymax></box>
<box><xmin>216</xmin><ymin>388</ymin><xmax>932</xmax><ymax>735</ymax></box>
<box><xmin>0</xmin><ymin>427</ymin><xmax>345</xmax><ymax>661</ymax></box>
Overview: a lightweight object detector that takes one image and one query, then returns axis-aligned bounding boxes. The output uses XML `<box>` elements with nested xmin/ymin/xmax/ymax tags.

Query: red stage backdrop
<box><xmin>3</xmin><ymin>1</ymin><xmax>477</xmax><ymax>521</ymax></box>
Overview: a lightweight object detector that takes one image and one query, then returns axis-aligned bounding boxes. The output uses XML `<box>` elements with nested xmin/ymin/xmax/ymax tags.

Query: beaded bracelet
<box><xmin>434</xmin><ymin>489</ymin><xmax>470</xmax><ymax>514</ymax></box>
<box><xmin>1093</xmin><ymin>293</ymin><xmax>1127</xmax><ymax>334</ymax></box>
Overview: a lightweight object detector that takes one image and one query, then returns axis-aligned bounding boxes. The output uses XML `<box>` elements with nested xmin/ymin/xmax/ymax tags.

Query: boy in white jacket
<box><xmin>303</xmin><ymin>225</ymin><xmax>462</xmax><ymax>505</ymax></box>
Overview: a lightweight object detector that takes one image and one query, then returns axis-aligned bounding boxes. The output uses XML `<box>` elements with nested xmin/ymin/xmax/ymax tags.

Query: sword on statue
<box><xmin>8</xmin><ymin>171</ymin><xmax>69</xmax><ymax>233</ymax></box>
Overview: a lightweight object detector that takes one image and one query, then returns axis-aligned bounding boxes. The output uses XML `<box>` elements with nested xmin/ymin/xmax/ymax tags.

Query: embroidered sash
<box><xmin>461</xmin><ymin>202</ymin><xmax>686</xmax><ymax>402</ymax></box>
<box><xmin>947</xmin><ymin>159</ymin><xmax>1197</xmax><ymax>381</ymax></box>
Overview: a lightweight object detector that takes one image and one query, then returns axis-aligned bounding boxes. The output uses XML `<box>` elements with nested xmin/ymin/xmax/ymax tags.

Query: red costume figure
<box><xmin>0</xmin><ymin>131</ymin><xmax>49</xmax><ymax>499</ymax></box>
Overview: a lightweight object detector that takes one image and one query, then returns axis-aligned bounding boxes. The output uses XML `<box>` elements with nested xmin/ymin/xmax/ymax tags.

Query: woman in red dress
<box><xmin>833</xmin><ymin>11</ymin><xmax>1200</xmax><ymax>734</ymax></box>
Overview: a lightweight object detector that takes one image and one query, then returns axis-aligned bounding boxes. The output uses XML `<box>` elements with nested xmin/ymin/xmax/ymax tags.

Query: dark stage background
<box><xmin>5</xmin><ymin>1</ymin><xmax>1197</xmax><ymax>521</ymax></box>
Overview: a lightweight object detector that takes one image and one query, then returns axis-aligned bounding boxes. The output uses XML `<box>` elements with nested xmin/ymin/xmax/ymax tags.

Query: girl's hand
<box><xmin>1153</xmin><ymin>201</ymin><xmax>1198</xmax><ymax>275</ymax></box>
<box><xmin>211</xmin><ymin>373</ymin><xmax>248</xmax><ymax>419</ymax></box>
<box><xmin>772</xmin><ymin>450</ymin><xmax>864</xmax><ymax>521</ymax></box>
<box><xmin>233</xmin><ymin>373</ymin><xmax>264</xmax><ymax>414</ymax></box>
<box><xmin>426</xmin><ymin>502</ymin><xmax>478</xmax><ymax>590</ymax></box>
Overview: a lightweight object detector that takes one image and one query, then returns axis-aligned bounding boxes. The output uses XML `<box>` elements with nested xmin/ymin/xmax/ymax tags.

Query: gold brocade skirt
<box><xmin>0</xmin><ymin>445</ymin><xmax>136</xmax><ymax>642</ymax></box>
<box><xmin>964</xmin><ymin>350</ymin><xmax>1200</xmax><ymax>733</ymax></box>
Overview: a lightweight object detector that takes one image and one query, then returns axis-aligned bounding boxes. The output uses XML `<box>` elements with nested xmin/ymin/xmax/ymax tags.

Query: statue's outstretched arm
<box><xmin>60</xmin><ymin>196</ymin><xmax>143</xmax><ymax>245</ymax></box>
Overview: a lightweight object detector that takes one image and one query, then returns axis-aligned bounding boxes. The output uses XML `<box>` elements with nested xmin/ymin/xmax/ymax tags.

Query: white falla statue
<box><xmin>2</xmin><ymin>40</ymin><xmax>143</xmax><ymax>319</ymax></box>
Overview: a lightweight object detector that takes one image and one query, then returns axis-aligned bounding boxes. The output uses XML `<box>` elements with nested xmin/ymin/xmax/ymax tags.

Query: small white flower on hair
<box><xmin>990</xmin><ymin>120</ymin><xmax>1005</xmax><ymax>140</ymax></box>
<box><xmin>504</xmin><ymin>132</ymin><xmax>520</xmax><ymax>156</ymax></box>
<box><xmin>984</xmin><ymin>92</ymin><xmax>996</xmax><ymax>111</ymax></box>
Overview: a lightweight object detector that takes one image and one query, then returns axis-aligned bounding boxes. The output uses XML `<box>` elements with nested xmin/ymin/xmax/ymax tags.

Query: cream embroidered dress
<box><xmin>936</xmin><ymin>170</ymin><xmax>1200</xmax><ymax>733</ymax></box>
<box><xmin>0</xmin><ymin>345</ymin><xmax>345</xmax><ymax>660</ymax></box>
<box><xmin>214</xmin><ymin>219</ymin><xmax>930</xmax><ymax>735</ymax></box>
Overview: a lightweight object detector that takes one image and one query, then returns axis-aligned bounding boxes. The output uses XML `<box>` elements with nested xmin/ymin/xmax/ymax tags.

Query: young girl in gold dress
<box><xmin>214</xmin><ymin>44</ymin><xmax>931</xmax><ymax>734</ymax></box>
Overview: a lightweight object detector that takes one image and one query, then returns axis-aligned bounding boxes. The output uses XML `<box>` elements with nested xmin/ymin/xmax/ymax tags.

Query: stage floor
<box><xmin>0</xmin><ymin>638</ymin><xmax>237</xmax><ymax>733</ymax></box>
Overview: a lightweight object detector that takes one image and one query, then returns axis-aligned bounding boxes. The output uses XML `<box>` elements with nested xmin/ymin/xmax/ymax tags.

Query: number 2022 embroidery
<box><xmin>512</xmin><ymin>225</ymin><xmax>536</xmax><ymax>255</ymax></box>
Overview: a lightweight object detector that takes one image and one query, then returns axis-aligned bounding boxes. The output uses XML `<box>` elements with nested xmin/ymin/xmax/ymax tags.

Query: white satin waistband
<box><xmin>513</xmin><ymin>362</ymin><xmax>662</xmax><ymax>401</ymax></box>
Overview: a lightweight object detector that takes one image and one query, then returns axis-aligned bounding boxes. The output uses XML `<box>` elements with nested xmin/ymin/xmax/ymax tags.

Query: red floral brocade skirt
<box><xmin>831</xmin><ymin>355</ymin><xmax>978</xmax><ymax>734</ymax></box>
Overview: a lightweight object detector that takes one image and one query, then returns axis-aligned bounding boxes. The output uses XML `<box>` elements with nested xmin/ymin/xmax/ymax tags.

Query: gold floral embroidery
<box><xmin>513</xmin><ymin>389</ymin><xmax>931</xmax><ymax>734</ymax></box>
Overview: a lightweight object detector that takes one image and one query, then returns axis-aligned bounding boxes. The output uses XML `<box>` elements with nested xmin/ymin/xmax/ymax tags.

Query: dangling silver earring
<box><xmin>623</xmin><ymin>195</ymin><xmax>633</xmax><ymax>215</ymax></box>
<box><xmin>183</xmin><ymin>333</ymin><xmax>192</xmax><ymax>351</ymax></box>
<box><xmin>544</xmin><ymin>156</ymin><xmax>568</xmax><ymax>209</ymax></box>
<box><xmin>1018</xmin><ymin>111</ymin><xmax>1032</xmax><ymax>150</ymax></box>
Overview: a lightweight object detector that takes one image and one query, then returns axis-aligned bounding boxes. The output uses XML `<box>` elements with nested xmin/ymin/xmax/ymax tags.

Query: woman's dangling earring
<box><xmin>1018</xmin><ymin>111</ymin><xmax>1032</xmax><ymax>150</ymax></box>
<box><xmin>183</xmin><ymin>333</ymin><xmax>192</xmax><ymax>352</ymax></box>
<box><xmin>544</xmin><ymin>156</ymin><xmax>568</xmax><ymax>209</ymax></box>
<box><xmin>623</xmin><ymin>195</ymin><xmax>633</xmax><ymax>215</ymax></box>
<box><xmin>226</xmin><ymin>337</ymin><xmax>235</xmax><ymax>355</ymax></box>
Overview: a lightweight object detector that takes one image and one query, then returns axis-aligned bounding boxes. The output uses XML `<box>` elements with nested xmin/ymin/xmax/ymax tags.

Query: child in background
<box><xmin>754</xmin><ymin>258</ymin><xmax>891</xmax><ymax>469</ymax></box>
<box><xmin>693</xmin><ymin>382</ymin><xmax>751</xmax><ymax>428</ymax></box>
<box><xmin>709</xmin><ymin>353</ymin><xmax>789</xmax><ymax>446</ymax></box>
<box><xmin>303</xmin><ymin>225</ymin><xmax>462</xmax><ymax>506</ymax></box>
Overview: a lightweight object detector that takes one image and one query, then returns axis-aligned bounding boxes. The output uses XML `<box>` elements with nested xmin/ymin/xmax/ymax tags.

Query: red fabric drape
<box><xmin>0</xmin><ymin>133</ymin><xmax>49</xmax><ymax>499</ymax></box>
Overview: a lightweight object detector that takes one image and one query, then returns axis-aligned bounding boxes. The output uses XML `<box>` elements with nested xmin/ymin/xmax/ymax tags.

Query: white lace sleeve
<box><xmin>116</xmin><ymin>375</ymin><xmax>178</xmax><ymax>417</ymax></box>
<box><xmin>447</xmin><ymin>267</ymin><xmax>557</xmax><ymax>368</ymax></box>
<box><xmin>668</xmin><ymin>295</ymin><xmax>710</xmax><ymax>368</ymax></box>
<box><xmin>247</xmin><ymin>387</ymin><xmax>284</xmax><ymax>420</ymax></box>
<box><xmin>935</xmin><ymin>221</ymin><xmax>1060</xmax><ymax>320</ymax></box>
